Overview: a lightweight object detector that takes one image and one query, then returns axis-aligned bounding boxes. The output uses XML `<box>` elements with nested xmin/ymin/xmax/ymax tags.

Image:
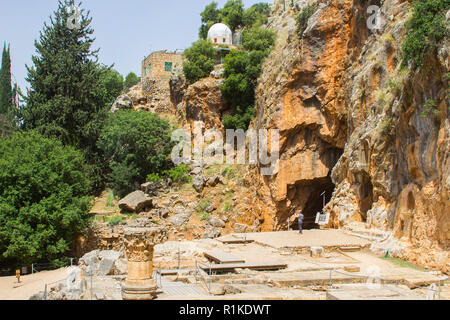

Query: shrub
<box><xmin>165</xmin><ymin>164</ymin><xmax>192</xmax><ymax>185</ymax></box>
<box><xmin>97</xmin><ymin>110</ymin><xmax>174</xmax><ymax>197</ymax></box>
<box><xmin>296</xmin><ymin>3</ymin><xmax>317</xmax><ymax>39</ymax></box>
<box><xmin>108</xmin><ymin>215</ymin><xmax>125</xmax><ymax>226</ymax></box>
<box><xmin>198</xmin><ymin>211</ymin><xmax>211</xmax><ymax>221</ymax></box>
<box><xmin>221</xmin><ymin>165</ymin><xmax>236</xmax><ymax>179</ymax></box>
<box><xmin>401</xmin><ymin>0</ymin><xmax>449</xmax><ymax>68</ymax></box>
<box><xmin>420</xmin><ymin>98</ymin><xmax>440</xmax><ymax>117</ymax></box>
<box><xmin>0</xmin><ymin>131</ymin><xmax>93</xmax><ymax>267</ymax></box>
<box><xmin>146</xmin><ymin>173</ymin><xmax>163</xmax><ymax>183</ymax></box>
<box><xmin>124</xmin><ymin>72</ymin><xmax>140</xmax><ymax>90</ymax></box>
<box><xmin>223</xmin><ymin>201</ymin><xmax>233</xmax><ymax>214</ymax></box>
<box><xmin>183</xmin><ymin>40</ymin><xmax>215</xmax><ymax>83</ymax></box>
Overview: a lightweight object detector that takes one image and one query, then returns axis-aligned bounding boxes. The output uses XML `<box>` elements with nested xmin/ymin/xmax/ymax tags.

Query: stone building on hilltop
<box><xmin>141</xmin><ymin>50</ymin><xmax>184</xmax><ymax>81</ymax></box>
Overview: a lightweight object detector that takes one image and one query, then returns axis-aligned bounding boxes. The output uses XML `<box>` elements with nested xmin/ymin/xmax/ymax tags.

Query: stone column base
<box><xmin>121</xmin><ymin>279</ymin><xmax>157</xmax><ymax>300</ymax></box>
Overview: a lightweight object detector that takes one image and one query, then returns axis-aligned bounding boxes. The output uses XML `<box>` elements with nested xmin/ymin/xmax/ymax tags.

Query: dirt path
<box><xmin>0</xmin><ymin>268</ymin><xmax>70</xmax><ymax>300</ymax></box>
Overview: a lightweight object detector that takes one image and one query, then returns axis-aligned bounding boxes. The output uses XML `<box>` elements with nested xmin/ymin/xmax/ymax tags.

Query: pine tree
<box><xmin>0</xmin><ymin>43</ymin><xmax>12</xmax><ymax>115</ymax></box>
<box><xmin>22</xmin><ymin>0</ymin><xmax>110</xmax><ymax>189</ymax></box>
<box><xmin>23</xmin><ymin>1</ymin><xmax>108</xmax><ymax>147</ymax></box>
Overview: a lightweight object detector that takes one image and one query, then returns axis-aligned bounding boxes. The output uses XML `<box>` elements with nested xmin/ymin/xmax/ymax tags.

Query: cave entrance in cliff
<box><xmin>358</xmin><ymin>173</ymin><xmax>374</xmax><ymax>221</ymax></box>
<box><xmin>292</xmin><ymin>176</ymin><xmax>336</xmax><ymax>230</ymax></box>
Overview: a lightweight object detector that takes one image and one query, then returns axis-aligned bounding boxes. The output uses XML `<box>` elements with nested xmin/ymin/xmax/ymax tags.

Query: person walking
<box><xmin>297</xmin><ymin>211</ymin><xmax>304</xmax><ymax>234</ymax></box>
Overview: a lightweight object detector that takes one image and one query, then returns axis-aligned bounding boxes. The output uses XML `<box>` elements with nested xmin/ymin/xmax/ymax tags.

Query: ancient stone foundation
<box><xmin>121</xmin><ymin>227</ymin><xmax>167</xmax><ymax>300</ymax></box>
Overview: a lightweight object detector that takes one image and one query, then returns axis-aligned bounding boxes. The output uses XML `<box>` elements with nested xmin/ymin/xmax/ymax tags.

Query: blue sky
<box><xmin>0</xmin><ymin>0</ymin><xmax>269</xmax><ymax>90</ymax></box>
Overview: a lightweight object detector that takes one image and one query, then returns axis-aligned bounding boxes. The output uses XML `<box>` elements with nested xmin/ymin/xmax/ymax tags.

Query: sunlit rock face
<box><xmin>249</xmin><ymin>0</ymin><xmax>448</xmax><ymax>272</ymax></box>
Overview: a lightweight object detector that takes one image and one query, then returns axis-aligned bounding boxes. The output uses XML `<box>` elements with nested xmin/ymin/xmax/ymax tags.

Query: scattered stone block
<box><xmin>118</xmin><ymin>191</ymin><xmax>153</xmax><ymax>213</ymax></box>
<box><xmin>310</xmin><ymin>246</ymin><xmax>324</xmax><ymax>258</ymax></box>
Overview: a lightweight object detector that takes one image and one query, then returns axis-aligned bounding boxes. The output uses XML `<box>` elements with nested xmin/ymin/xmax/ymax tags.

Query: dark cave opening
<box><xmin>290</xmin><ymin>175</ymin><xmax>336</xmax><ymax>230</ymax></box>
<box><xmin>358</xmin><ymin>173</ymin><xmax>374</xmax><ymax>221</ymax></box>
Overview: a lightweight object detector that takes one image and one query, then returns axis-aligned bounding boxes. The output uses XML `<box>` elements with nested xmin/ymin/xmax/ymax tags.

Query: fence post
<box><xmin>43</xmin><ymin>284</ymin><xmax>47</xmax><ymax>300</ymax></box>
<box><xmin>329</xmin><ymin>269</ymin><xmax>332</xmax><ymax>288</ymax></box>
<box><xmin>32</xmin><ymin>264</ymin><xmax>34</xmax><ymax>274</ymax></box>
<box><xmin>70</xmin><ymin>258</ymin><xmax>73</xmax><ymax>267</ymax></box>
<box><xmin>438</xmin><ymin>280</ymin><xmax>441</xmax><ymax>300</ymax></box>
<box><xmin>90</xmin><ymin>271</ymin><xmax>93</xmax><ymax>300</ymax></box>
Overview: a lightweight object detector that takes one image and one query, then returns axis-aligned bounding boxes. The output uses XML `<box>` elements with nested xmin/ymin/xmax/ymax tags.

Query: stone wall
<box><xmin>141</xmin><ymin>51</ymin><xmax>184</xmax><ymax>80</ymax></box>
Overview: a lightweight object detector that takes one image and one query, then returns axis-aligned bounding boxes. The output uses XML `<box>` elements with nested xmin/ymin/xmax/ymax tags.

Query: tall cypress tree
<box><xmin>22</xmin><ymin>0</ymin><xmax>109</xmax><ymax>189</ymax></box>
<box><xmin>23</xmin><ymin>0</ymin><xmax>107</xmax><ymax>148</ymax></box>
<box><xmin>0</xmin><ymin>43</ymin><xmax>12</xmax><ymax>115</ymax></box>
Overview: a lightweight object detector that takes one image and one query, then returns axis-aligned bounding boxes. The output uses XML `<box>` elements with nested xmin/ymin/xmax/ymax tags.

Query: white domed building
<box><xmin>207</xmin><ymin>23</ymin><xmax>233</xmax><ymax>45</ymax></box>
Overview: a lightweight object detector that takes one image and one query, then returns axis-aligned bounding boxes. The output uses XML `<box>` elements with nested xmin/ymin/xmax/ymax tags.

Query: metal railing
<box><xmin>194</xmin><ymin>259</ymin><xmax>212</xmax><ymax>294</ymax></box>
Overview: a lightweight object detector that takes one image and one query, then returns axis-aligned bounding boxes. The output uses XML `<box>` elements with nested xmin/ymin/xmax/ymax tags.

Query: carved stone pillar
<box><xmin>121</xmin><ymin>227</ymin><xmax>167</xmax><ymax>300</ymax></box>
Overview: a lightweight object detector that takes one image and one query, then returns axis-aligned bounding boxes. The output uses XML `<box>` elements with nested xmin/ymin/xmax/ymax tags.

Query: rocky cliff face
<box><xmin>170</xmin><ymin>66</ymin><xmax>229</xmax><ymax>130</ymax></box>
<box><xmin>251</xmin><ymin>0</ymin><xmax>448</xmax><ymax>272</ymax></box>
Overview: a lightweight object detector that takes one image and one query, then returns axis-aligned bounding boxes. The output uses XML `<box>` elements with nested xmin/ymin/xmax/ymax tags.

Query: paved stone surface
<box><xmin>327</xmin><ymin>284</ymin><xmax>425</xmax><ymax>300</ymax></box>
<box><xmin>238</xmin><ymin>230</ymin><xmax>370</xmax><ymax>250</ymax></box>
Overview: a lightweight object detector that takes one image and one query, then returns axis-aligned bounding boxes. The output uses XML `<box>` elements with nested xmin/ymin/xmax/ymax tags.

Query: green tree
<box><xmin>0</xmin><ymin>43</ymin><xmax>12</xmax><ymax>115</ymax></box>
<box><xmin>183</xmin><ymin>40</ymin><xmax>215</xmax><ymax>83</ymax></box>
<box><xmin>97</xmin><ymin>110</ymin><xmax>174</xmax><ymax>197</ymax></box>
<box><xmin>100</xmin><ymin>67</ymin><xmax>124</xmax><ymax>105</ymax></box>
<box><xmin>401</xmin><ymin>0</ymin><xmax>449</xmax><ymax>68</ymax></box>
<box><xmin>199</xmin><ymin>2</ymin><xmax>222</xmax><ymax>39</ymax></box>
<box><xmin>220</xmin><ymin>27</ymin><xmax>275</xmax><ymax>129</ymax></box>
<box><xmin>21</xmin><ymin>1</ymin><xmax>110</xmax><ymax>190</ymax></box>
<box><xmin>124</xmin><ymin>72</ymin><xmax>140</xmax><ymax>90</ymax></box>
<box><xmin>243</xmin><ymin>3</ymin><xmax>271</xmax><ymax>27</ymax></box>
<box><xmin>221</xmin><ymin>0</ymin><xmax>245</xmax><ymax>32</ymax></box>
<box><xmin>0</xmin><ymin>131</ymin><xmax>93</xmax><ymax>267</ymax></box>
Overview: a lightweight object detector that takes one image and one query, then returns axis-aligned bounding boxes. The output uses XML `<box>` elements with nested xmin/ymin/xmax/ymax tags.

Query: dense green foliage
<box><xmin>100</xmin><ymin>67</ymin><xmax>124</xmax><ymax>105</ymax></box>
<box><xmin>124</xmin><ymin>72</ymin><xmax>140</xmax><ymax>90</ymax></box>
<box><xmin>183</xmin><ymin>40</ymin><xmax>216</xmax><ymax>83</ymax></box>
<box><xmin>401</xmin><ymin>0</ymin><xmax>449</xmax><ymax>68</ymax></box>
<box><xmin>242</xmin><ymin>3</ymin><xmax>271</xmax><ymax>28</ymax></box>
<box><xmin>0</xmin><ymin>44</ymin><xmax>12</xmax><ymax>114</ymax></box>
<box><xmin>221</xmin><ymin>27</ymin><xmax>275</xmax><ymax>129</ymax></box>
<box><xmin>146</xmin><ymin>164</ymin><xmax>192</xmax><ymax>185</ymax></box>
<box><xmin>97</xmin><ymin>110</ymin><xmax>174</xmax><ymax>197</ymax></box>
<box><xmin>296</xmin><ymin>3</ymin><xmax>317</xmax><ymax>39</ymax></box>
<box><xmin>21</xmin><ymin>1</ymin><xmax>123</xmax><ymax>191</ymax></box>
<box><xmin>0</xmin><ymin>131</ymin><xmax>92</xmax><ymax>266</ymax></box>
<box><xmin>199</xmin><ymin>1</ymin><xmax>271</xmax><ymax>39</ymax></box>
<box><xmin>221</xmin><ymin>0</ymin><xmax>245</xmax><ymax>32</ymax></box>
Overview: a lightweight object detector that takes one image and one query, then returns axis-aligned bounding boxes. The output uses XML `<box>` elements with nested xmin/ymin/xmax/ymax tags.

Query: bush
<box><xmin>0</xmin><ymin>131</ymin><xmax>93</xmax><ymax>267</ymax></box>
<box><xmin>183</xmin><ymin>40</ymin><xmax>216</xmax><ymax>83</ymax></box>
<box><xmin>223</xmin><ymin>201</ymin><xmax>233</xmax><ymax>214</ymax></box>
<box><xmin>100</xmin><ymin>67</ymin><xmax>124</xmax><ymax>105</ymax></box>
<box><xmin>243</xmin><ymin>3</ymin><xmax>271</xmax><ymax>28</ymax></box>
<box><xmin>124</xmin><ymin>72</ymin><xmax>140</xmax><ymax>90</ymax></box>
<box><xmin>222</xmin><ymin>105</ymin><xmax>255</xmax><ymax>130</ymax></box>
<box><xmin>401</xmin><ymin>0</ymin><xmax>449</xmax><ymax>68</ymax></box>
<box><xmin>146</xmin><ymin>173</ymin><xmax>163</xmax><ymax>183</ymax></box>
<box><xmin>97</xmin><ymin>110</ymin><xmax>174</xmax><ymax>197</ymax></box>
<box><xmin>296</xmin><ymin>3</ymin><xmax>317</xmax><ymax>39</ymax></box>
<box><xmin>165</xmin><ymin>164</ymin><xmax>192</xmax><ymax>185</ymax></box>
<box><xmin>198</xmin><ymin>211</ymin><xmax>211</xmax><ymax>221</ymax></box>
<box><xmin>107</xmin><ymin>215</ymin><xmax>125</xmax><ymax>226</ymax></box>
<box><xmin>420</xmin><ymin>98</ymin><xmax>440</xmax><ymax>117</ymax></box>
